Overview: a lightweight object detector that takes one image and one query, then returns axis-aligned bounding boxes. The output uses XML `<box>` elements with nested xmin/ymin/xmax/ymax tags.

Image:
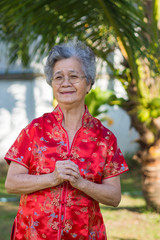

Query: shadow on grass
<box><xmin>100</xmin><ymin>204</ymin><xmax>147</xmax><ymax>213</ymax></box>
<box><xmin>112</xmin><ymin>238</ymin><xmax>137</xmax><ymax>240</ymax></box>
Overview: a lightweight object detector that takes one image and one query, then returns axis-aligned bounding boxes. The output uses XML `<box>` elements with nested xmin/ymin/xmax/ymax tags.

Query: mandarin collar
<box><xmin>52</xmin><ymin>104</ymin><xmax>92</xmax><ymax>126</ymax></box>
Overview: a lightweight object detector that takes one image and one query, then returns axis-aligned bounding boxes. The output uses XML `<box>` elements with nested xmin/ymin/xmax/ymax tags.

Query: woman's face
<box><xmin>52</xmin><ymin>57</ymin><xmax>91</xmax><ymax>106</ymax></box>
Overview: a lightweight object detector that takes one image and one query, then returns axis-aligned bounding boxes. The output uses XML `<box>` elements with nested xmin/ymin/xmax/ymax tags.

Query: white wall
<box><xmin>0</xmin><ymin>78</ymin><xmax>53</xmax><ymax>160</ymax></box>
<box><xmin>103</xmin><ymin>106</ymin><xmax>139</xmax><ymax>155</ymax></box>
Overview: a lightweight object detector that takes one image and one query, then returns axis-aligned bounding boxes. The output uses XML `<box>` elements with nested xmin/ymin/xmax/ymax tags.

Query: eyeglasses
<box><xmin>52</xmin><ymin>74</ymin><xmax>86</xmax><ymax>85</ymax></box>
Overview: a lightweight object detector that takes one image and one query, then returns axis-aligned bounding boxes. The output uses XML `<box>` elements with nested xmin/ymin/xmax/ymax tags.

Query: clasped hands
<box><xmin>54</xmin><ymin>159</ymin><xmax>84</xmax><ymax>188</ymax></box>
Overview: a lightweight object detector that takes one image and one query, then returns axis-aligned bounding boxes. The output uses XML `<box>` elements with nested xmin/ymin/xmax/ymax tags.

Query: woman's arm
<box><xmin>75</xmin><ymin>176</ymin><xmax>121</xmax><ymax>207</ymax></box>
<box><xmin>5</xmin><ymin>162</ymin><xmax>58</xmax><ymax>194</ymax></box>
<box><xmin>5</xmin><ymin>160</ymin><xmax>79</xmax><ymax>194</ymax></box>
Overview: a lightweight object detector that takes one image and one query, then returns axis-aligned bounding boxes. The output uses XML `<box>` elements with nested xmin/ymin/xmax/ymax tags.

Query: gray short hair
<box><xmin>44</xmin><ymin>40</ymin><xmax>96</xmax><ymax>87</ymax></box>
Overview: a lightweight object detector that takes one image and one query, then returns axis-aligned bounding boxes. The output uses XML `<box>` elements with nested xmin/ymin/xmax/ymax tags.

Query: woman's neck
<box><xmin>59</xmin><ymin>103</ymin><xmax>85</xmax><ymax>132</ymax></box>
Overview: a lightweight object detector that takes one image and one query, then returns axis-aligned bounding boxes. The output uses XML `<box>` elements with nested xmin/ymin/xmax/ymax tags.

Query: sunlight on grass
<box><xmin>101</xmin><ymin>195</ymin><xmax>160</xmax><ymax>240</ymax></box>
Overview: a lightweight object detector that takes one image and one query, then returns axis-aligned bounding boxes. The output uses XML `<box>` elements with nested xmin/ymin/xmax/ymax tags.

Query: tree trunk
<box><xmin>123</xmin><ymin>100</ymin><xmax>160</xmax><ymax>212</ymax></box>
<box><xmin>142</xmin><ymin>143</ymin><xmax>160</xmax><ymax>212</ymax></box>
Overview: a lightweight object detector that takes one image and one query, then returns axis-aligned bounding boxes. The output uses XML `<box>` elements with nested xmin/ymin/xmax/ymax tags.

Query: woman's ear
<box><xmin>86</xmin><ymin>83</ymin><xmax>91</xmax><ymax>94</ymax></box>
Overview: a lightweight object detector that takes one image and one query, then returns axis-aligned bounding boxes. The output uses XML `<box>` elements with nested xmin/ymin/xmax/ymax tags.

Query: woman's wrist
<box><xmin>76</xmin><ymin>177</ymin><xmax>89</xmax><ymax>191</ymax></box>
<box><xmin>49</xmin><ymin>171</ymin><xmax>61</xmax><ymax>187</ymax></box>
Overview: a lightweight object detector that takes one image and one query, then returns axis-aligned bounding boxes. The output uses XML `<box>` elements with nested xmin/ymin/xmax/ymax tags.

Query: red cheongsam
<box><xmin>5</xmin><ymin>105</ymin><xmax>128</xmax><ymax>240</ymax></box>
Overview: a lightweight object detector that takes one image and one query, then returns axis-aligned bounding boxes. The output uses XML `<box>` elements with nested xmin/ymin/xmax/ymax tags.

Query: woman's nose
<box><xmin>61</xmin><ymin>76</ymin><xmax>72</xmax><ymax>86</ymax></box>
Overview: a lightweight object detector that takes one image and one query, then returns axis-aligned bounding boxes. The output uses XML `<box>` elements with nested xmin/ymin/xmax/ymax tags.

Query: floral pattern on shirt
<box><xmin>5</xmin><ymin>105</ymin><xmax>128</xmax><ymax>240</ymax></box>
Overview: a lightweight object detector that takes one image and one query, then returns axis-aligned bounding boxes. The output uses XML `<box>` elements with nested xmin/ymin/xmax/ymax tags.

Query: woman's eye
<box><xmin>70</xmin><ymin>75</ymin><xmax>78</xmax><ymax>79</ymax></box>
<box><xmin>56</xmin><ymin>76</ymin><xmax>63</xmax><ymax>80</ymax></box>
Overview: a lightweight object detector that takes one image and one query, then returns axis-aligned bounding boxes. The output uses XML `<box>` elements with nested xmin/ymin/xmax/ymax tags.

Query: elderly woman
<box><xmin>5</xmin><ymin>40</ymin><xmax>128</xmax><ymax>240</ymax></box>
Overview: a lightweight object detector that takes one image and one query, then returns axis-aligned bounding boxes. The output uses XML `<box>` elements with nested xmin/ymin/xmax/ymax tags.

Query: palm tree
<box><xmin>0</xmin><ymin>0</ymin><xmax>160</xmax><ymax>211</ymax></box>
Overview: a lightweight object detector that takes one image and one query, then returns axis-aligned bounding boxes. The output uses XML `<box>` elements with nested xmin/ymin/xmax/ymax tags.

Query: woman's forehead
<box><xmin>54</xmin><ymin>70</ymin><xmax>79</xmax><ymax>75</ymax></box>
<box><xmin>53</xmin><ymin>57</ymin><xmax>83</xmax><ymax>73</ymax></box>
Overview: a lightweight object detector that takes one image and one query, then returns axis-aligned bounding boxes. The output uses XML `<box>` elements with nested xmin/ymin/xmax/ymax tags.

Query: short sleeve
<box><xmin>102</xmin><ymin>133</ymin><xmax>128</xmax><ymax>179</ymax></box>
<box><xmin>4</xmin><ymin>124</ymin><xmax>34</xmax><ymax>169</ymax></box>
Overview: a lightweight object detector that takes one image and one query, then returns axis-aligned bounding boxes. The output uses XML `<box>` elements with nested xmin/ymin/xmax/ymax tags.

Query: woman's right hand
<box><xmin>53</xmin><ymin>159</ymin><xmax>80</xmax><ymax>185</ymax></box>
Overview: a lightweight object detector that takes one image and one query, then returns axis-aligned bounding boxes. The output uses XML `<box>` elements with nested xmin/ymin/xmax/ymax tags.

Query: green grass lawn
<box><xmin>0</xmin><ymin>168</ymin><xmax>160</xmax><ymax>240</ymax></box>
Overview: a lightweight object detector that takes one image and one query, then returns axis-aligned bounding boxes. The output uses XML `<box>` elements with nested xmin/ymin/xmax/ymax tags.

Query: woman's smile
<box><xmin>60</xmin><ymin>91</ymin><xmax>76</xmax><ymax>94</ymax></box>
